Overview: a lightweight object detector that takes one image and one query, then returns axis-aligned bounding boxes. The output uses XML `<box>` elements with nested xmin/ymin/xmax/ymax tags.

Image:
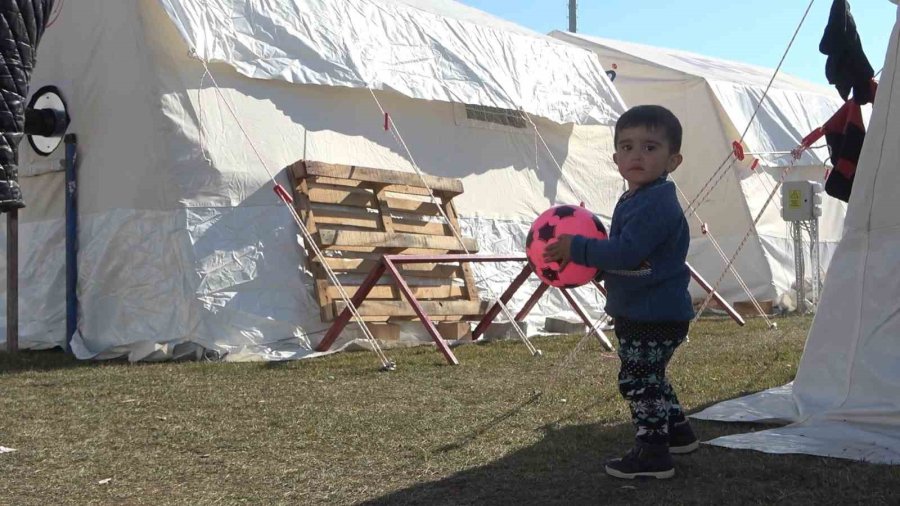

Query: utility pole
<box><xmin>568</xmin><ymin>0</ymin><xmax>577</xmax><ymax>32</ymax></box>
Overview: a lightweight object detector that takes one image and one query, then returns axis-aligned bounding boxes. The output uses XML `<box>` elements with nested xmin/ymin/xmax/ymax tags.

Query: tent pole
<box><xmin>6</xmin><ymin>208</ymin><xmax>17</xmax><ymax>352</ymax></box>
<box><xmin>65</xmin><ymin>134</ymin><xmax>78</xmax><ymax>353</ymax></box>
<box><xmin>568</xmin><ymin>0</ymin><xmax>577</xmax><ymax>32</ymax></box>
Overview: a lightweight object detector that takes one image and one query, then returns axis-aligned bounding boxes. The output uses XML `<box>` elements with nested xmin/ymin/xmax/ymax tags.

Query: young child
<box><xmin>544</xmin><ymin>105</ymin><xmax>698</xmax><ymax>480</ymax></box>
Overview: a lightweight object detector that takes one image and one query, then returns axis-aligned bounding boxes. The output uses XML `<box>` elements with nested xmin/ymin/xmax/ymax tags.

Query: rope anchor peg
<box><xmin>273</xmin><ymin>183</ymin><xmax>293</xmax><ymax>204</ymax></box>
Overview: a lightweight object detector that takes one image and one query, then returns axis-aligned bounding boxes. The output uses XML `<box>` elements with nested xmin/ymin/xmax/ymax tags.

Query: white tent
<box><xmin>0</xmin><ymin>0</ymin><xmax>628</xmax><ymax>361</ymax></box>
<box><xmin>694</xmin><ymin>1</ymin><xmax>900</xmax><ymax>464</ymax></box>
<box><xmin>551</xmin><ymin>31</ymin><xmax>849</xmax><ymax>308</ymax></box>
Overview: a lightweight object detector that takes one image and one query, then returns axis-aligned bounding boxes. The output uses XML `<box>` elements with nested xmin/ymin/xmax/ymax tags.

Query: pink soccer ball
<box><xmin>525</xmin><ymin>205</ymin><xmax>608</xmax><ymax>288</ymax></box>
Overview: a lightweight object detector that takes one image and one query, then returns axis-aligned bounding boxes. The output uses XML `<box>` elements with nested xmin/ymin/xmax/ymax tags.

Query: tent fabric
<box><xmin>694</xmin><ymin>2</ymin><xmax>900</xmax><ymax>464</ymax></box>
<box><xmin>550</xmin><ymin>31</ymin><xmax>850</xmax><ymax>306</ymax></box>
<box><xmin>157</xmin><ymin>0</ymin><xmax>625</xmax><ymax>126</ymax></box>
<box><xmin>0</xmin><ymin>0</ymin><xmax>626</xmax><ymax>361</ymax></box>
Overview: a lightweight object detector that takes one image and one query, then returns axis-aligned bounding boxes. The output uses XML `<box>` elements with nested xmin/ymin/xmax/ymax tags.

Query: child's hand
<box><xmin>543</xmin><ymin>234</ymin><xmax>574</xmax><ymax>267</ymax></box>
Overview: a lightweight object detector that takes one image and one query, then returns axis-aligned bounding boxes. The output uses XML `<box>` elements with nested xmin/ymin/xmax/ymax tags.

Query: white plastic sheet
<box><xmin>0</xmin><ymin>0</ymin><xmax>626</xmax><ymax>361</ymax></box>
<box><xmin>158</xmin><ymin>0</ymin><xmax>625</xmax><ymax>125</ymax></box>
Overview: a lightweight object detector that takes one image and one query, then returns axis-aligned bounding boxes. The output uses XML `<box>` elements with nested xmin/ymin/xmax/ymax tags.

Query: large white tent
<box><xmin>551</xmin><ymin>31</ymin><xmax>849</xmax><ymax>308</ymax></box>
<box><xmin>694</xmin><ymin>1</ymin><xmax>900</xmax><ymax>464</ymax></box>
<box><xmin>0</xmin><ymin>0</ymin><xmax>628</xmax><ymax>361</ymax></box>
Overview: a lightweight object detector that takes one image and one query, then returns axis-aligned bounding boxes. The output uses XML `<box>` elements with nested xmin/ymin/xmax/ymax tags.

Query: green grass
<box><xmin>0</xmin><ymin>315</ymin><xmax>897</xmax><ymax>505</ymax></box>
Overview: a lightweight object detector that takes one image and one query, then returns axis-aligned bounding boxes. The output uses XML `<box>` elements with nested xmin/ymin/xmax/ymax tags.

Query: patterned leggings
<box><xmin>615</xmin><ymin>318</ymin><xmax>689</xmax><ymax>445</ymax></box>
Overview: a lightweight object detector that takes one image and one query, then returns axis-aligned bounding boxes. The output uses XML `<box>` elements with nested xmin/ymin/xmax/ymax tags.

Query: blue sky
<box><xmin>458</xmin><ymin>1</ymin><xmax>896</xmax><ymax>86</ymax></box>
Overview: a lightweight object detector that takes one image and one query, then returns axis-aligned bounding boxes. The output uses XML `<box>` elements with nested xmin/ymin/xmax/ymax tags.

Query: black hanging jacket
<box><xmin>819</xmin><ymin>0</ymin><xmax>875</xmax><ymax>104</ymax></box>
<box><xmin>0</xmin><ymin>0</ymin><xmax>55</xmax><ymax>212</ymax></box>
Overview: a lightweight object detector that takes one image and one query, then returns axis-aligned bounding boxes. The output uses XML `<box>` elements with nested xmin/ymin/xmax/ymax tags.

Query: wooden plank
<box><xmin>437</xmin><ymin>322</ymin><xmax>473</xmax><ymax>341</ymax></box>
<box><xmin>375</xmin><ymin>186</ymin><xmax>395</xmax><ymax>233</ymax></box>
<box><xmin>333</xmin><ymin>299</ymin><xmax>488</xmax><ymax>317</ymax></box>
<box><xmin>311</xmin><ymin>176</ymin><xmax>440</xmax><ymax>199</ymax></box>
<box><xmin>316</xmin><ymin>277</ymin><xmax>333</xmax><ymax>321</ymax></box>
<box><xmin>326</xmin><ymin>284</ymin><xmax>466</xmax><ymax>300</ymax></box>
<box><xmin>381</xmin><ymin>185</ymin><xmax>441</xmax><ymax>198</ymax></box>
<box><xmin>306</xmin><ymin>183</ymin><xmax>376</xmax><ymax>208</ymax></box>
<box><xmin>441</xmin><ymin>196</ymin><xmax>481</xmax><ymax>302</ymax></box>
<box><xmin>315</xmin><ymin>257</ymin><xmax>463</xmax><ymax>278</ymax></box>
<box><xmin>368</xmin><ymin>323</ymin><xmax>401</xmax><ymax>341</ymax></box>
<box><xmin>309</xmin><ymin>176</ymin><xmax>365</xmax><ymax>188</ymax></box>
<box><xmin>385</xmin><ymin>197</ymin><xmax>441</xmax><ymax>215</ymax></box>
<box><xmin>293</xmin><ymin>161</ymin><xmax>463</xmax><ymax>195</ymax></box>
<box><xmin>301</xmin><ymin>176</ymin><xmax>444</xmax><ymax>215</ymax></box>
<box><xmin>318</xmin><ymin>230</ymin><xmax>478</xmax><ymax>252</ymax></box>
<box><xmin>294</xmin><ymin>179</ymin><xmax>319</xmax><ymax>235</ymax></box>
<box><xmin>330</xmin><ymin>314</ymin><xmax>469</xmax><ymax>322</ymax></box>
<box><xmin>390</xmin><ymin>218</ymin><xmax>449</xmax><ymax>236</ymax></box>
<box><xmin>309</xmin><ymin>245</ymin><xmax>452</xmax><ymax>255</ymax></box>
<box><xmin>310</xmin><ymin>207</ymin><xmax>381</xmax><ymax>230</ymax></box>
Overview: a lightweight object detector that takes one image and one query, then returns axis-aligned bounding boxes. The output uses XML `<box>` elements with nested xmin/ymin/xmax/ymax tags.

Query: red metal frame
<box><xmin>687</xmin><ymin>264</ymin><xmax>745</xmax><ymax>325</ymax></box>
<box><xmin>316</xmin><ymin>255</ymin><xmax>525</xmax><ymax>364</ymax></box>
<box><xmin>317</xmin><ymin>254</ymin><xmax>745</xmax><ymax>365</ymax></box>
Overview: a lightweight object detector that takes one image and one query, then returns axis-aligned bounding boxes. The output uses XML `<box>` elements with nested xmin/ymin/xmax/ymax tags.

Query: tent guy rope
<box><xmin>192</xmin><ymin>52</ymin><xmax>395</xmax><ymax>370</ymax></box>
<box><xmin>367</xmin><ymin>88</ymin><xmax>542</xmax><ymax>356</ymax></box>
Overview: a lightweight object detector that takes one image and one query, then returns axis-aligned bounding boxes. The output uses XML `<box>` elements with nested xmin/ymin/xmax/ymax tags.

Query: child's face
<box><xmin>613</xmin><ymin>126</ymin><xmax>683</xmax><ymax>190</ymax></box>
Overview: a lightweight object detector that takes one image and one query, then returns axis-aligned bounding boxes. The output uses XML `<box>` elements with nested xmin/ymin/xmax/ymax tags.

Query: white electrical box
<box><xmin>782</xmin><ymin>181</ymin><xmax>823</xmax><ymax>222</ymax></box>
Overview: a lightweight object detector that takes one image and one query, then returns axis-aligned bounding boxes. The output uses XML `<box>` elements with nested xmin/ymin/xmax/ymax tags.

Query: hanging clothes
<box><xmin>819</xmin><ymin>0</ymin><xmax>875</xmax><ymax>104</ymax></box>
<box><xmin>0</xmin><ymin>0</ymin><xmax>56</xmax><ymax>212</ymax></box>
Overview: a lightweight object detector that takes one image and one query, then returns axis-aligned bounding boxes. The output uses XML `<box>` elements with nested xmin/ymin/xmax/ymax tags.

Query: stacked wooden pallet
<box><xmin>287</xmin><ymin>161</ymin><xmax>489</xmax><ymax>340</ymax></box>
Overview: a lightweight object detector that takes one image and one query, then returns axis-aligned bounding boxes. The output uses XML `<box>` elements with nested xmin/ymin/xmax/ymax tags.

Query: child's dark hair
<box><xmin>614</xmin><ymin>105</ymin><xmax>683</xmax><ymax>153</ymax></box>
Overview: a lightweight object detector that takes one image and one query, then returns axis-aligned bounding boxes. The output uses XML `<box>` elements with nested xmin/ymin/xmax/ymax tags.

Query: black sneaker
<box><xmin>604</xmin><ymin>441</ymin><xmax>675</xmax><ymax>480</ymax></box>
<box><xmin>669</xmin><ymin>420</ymin><xmax>699</xmax><ymax>454</ymax></box>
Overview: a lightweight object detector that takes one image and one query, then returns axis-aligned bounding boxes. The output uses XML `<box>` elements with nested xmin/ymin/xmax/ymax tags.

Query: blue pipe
<box><xmin>65</xmin><ymin>134</ymin><xmax>77</xmax><ymax>353</ymax></box>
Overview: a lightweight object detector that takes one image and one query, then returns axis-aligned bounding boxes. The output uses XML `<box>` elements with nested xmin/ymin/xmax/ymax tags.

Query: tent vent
<box><xmin>464</xmin><ymin>104</ymin><xmax>527</xmax><ymax>129</ymax></box>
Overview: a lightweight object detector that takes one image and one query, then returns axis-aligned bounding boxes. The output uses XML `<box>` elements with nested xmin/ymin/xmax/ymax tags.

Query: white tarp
<box><xmin>0</xmin><ymin>0</ymin><xmax>626</xmax><ymax>361</ymax></box>
<box><xmin>158</xmin><ymin>0</ymin><xmax>625</xmax><ymax>126</ymax></box>
<box><xmin>551</xmin><ymin>31</ymin><xmax>849</xmax><ymax>307</ymax></box>
<box><xmin>694</xmin><ymin>2</ymin><xmax>900</xmax><ymax>464</ymax></box>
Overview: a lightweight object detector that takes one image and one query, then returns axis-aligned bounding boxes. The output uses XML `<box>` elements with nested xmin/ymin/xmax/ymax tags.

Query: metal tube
<box><xmin>6</xmin><ymin>209</ymin><xmax>17</xmax><ymax>352</ymax></box>
<box><xmin>65</xmin><ymin>134</ymin><xmax>78</xmax><ymax>352</ymax></box>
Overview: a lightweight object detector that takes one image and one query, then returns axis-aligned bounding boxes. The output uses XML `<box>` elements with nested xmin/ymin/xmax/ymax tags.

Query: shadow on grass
<box><xmin>362</xmin><ymin>414</ymin><xmax>892</xmax><ymax>506</ymax></box>
<box><xmin>0</xmin><ymin>347</ymin><xmax>122</xmax><ymax>375</ymax></box>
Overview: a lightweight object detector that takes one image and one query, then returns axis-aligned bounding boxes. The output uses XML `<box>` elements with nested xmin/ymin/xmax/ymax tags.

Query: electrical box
<box><xmin>782</xmin><ymin>181</ymin><xmax>823</xmax><ymax>222</ymax></box>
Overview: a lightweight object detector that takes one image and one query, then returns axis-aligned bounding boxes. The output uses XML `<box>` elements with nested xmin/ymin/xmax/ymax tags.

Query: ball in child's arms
<box><xmin>526</xmin><ymin>205</ymin><xmax>608</xmax><ymax>288</ymax></box>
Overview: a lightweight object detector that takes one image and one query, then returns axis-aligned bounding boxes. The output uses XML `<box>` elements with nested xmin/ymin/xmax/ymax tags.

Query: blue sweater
<box><xmin>570</xmin><ymin>177</ymin><xmax>694</xmax><ymax>322</ymax></box>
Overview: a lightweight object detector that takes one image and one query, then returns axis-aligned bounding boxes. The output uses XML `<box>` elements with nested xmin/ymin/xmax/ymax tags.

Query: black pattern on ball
<box><xmin>553</xmin><ymin>206</ymin><xmax>577</xmax><ymax>219</ymax></box>
<box><xmin>541</xmin><ymin>267</ymin><xmax>559</xmax><ymax>282</ymax></box>
<box><xmin>537</xmin><ymin>223</ymin><xmax>556</xmax><ymax>242</ymax></box>
<box><xmin>525</xmin><ymin>229</ymin><xmax>534</xmax><ymax>249</ymax></box>
<box><xmin>592</xmin><ymin>214</ymin><xmax>607</xmax><ymax>234</ymax></box>
<box><xmin>554</xmin><ymin>206</ymin><xmax>577</xmax><ymax>219</ymax></box>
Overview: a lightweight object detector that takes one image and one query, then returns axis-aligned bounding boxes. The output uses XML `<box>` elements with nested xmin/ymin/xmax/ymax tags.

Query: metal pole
<box><xmin>810</xmin><ymin>218</ymin><xmax>820</xmax><ymax>307</ymax></box>
<box><xmin>65</xmin><ymin>134</ymin><xmax>78</xmax><ymax>353</ymax></box>
<box><xmin>472</xmin><ymin>263</ymin><xmax>532</xmax><ymax>340</ymax></box>
<box><xmin>6</xmin><ymin>209</ymin><xmax>17</xmax><ymax>352</ymax></box>
<box><xmin>793</xmin><ymin>221</ymin><xmax>806</xmax><ymax>313</ymax></box>
<box><xmin>568</xmin><ymin>0</ymin><xmax>577</xmax><ymax>32</ymax></box>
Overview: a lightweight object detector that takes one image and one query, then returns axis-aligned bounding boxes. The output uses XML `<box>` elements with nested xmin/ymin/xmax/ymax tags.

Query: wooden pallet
<box><xmin>287</xmin><ymin>161</ymin><xmax>488</xmax><ymax>332</ymax></box>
